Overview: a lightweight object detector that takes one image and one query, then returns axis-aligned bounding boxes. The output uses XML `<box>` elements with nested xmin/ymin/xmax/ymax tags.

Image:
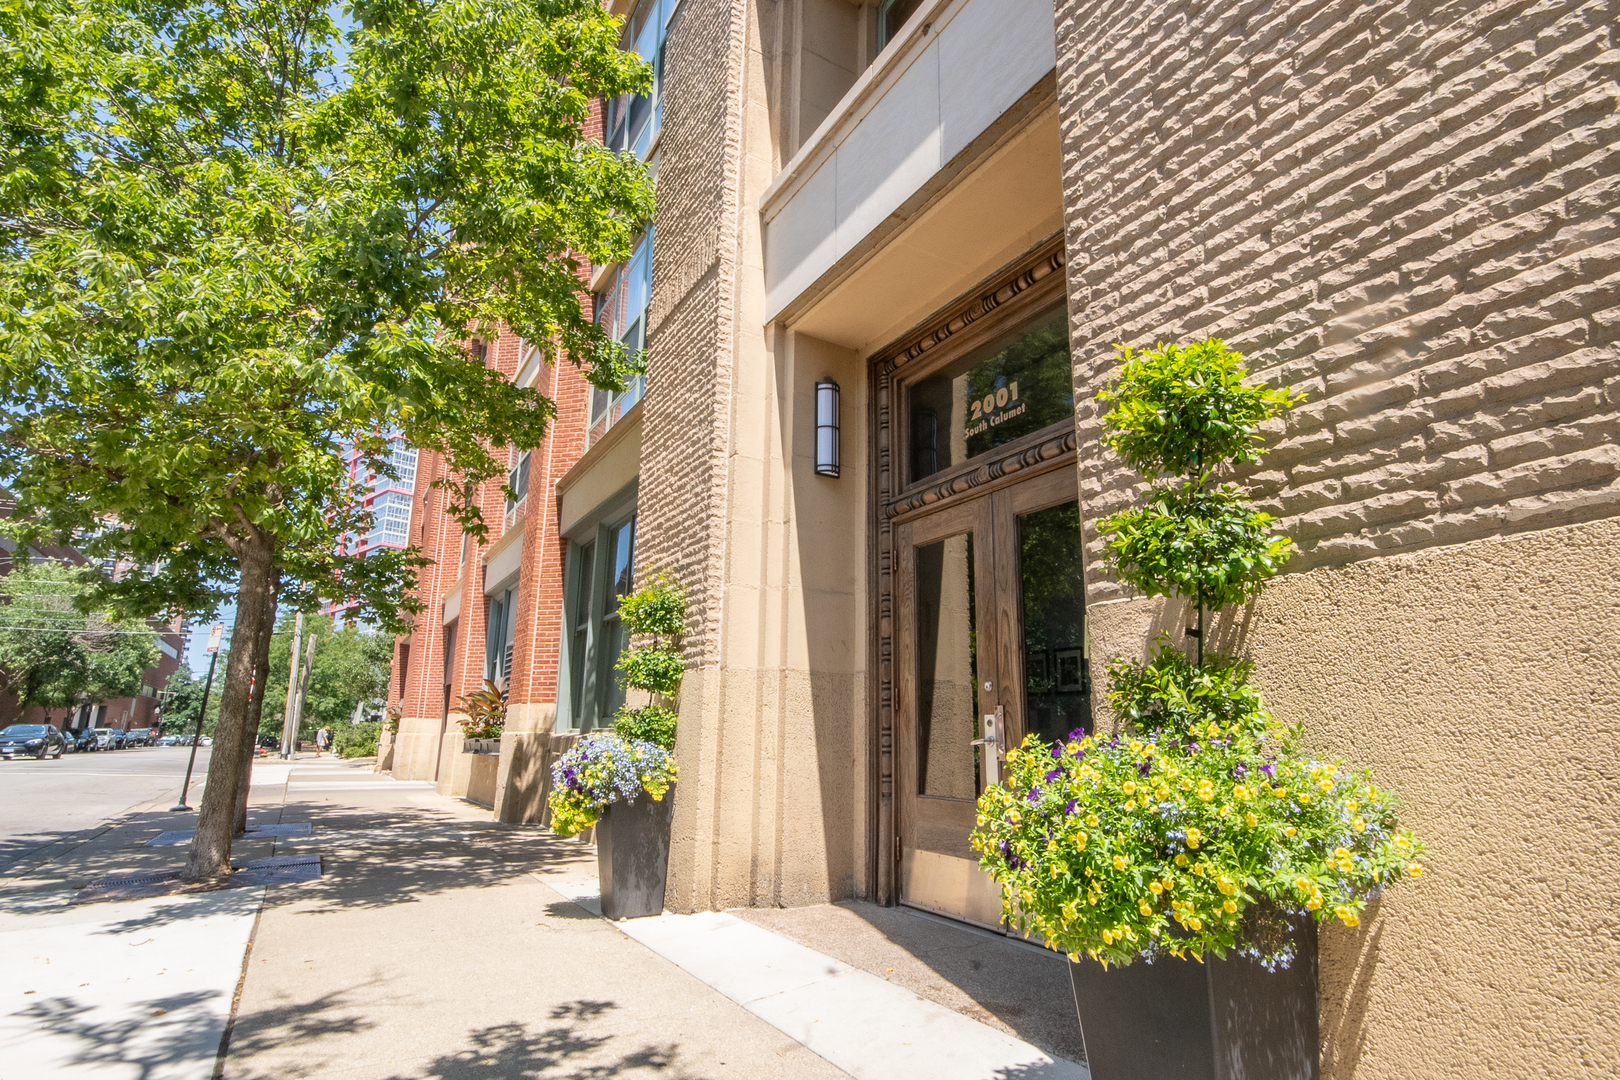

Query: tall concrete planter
<box><xmin>596</xmin><ymin>786</ymin><xmax>675</xmax><ymax>920</ymax></box>
<box><xmin>1068</xmin><ymin>920</ymin><xmax>1318</xmax><ymax>1080</ymax></box>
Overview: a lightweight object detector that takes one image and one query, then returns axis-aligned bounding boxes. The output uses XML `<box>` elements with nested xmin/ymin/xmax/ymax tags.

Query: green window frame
<box><xmin>557</xmin><ymin>495</ymin><xmax>639</xmax><ymax>732</ymax></box>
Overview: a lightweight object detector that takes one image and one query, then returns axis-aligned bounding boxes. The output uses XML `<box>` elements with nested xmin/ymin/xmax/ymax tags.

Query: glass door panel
<box><xmin>915</xmin><ymin>532</ymin><xmax>980</xmax><ymax>801</ymax></box>
<box><xmin>1017</xmin><ymin>500</ymin><xmax>1090</xmax><ymax>743</ymax></box>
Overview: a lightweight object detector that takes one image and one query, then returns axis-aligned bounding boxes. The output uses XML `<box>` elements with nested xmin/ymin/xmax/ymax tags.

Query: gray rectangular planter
<box><xmin>1069</xmin><ymin>918</ymin><xmax>1318</xmax><ymax>1080</ymax></box>
<box><xmin>463</xmin><ymin>737</ymin><xmax>501</xmax><ymax>755</ymax></box>
<box><xmin>595</xmin><ymin>786</ymin><xmax>675</xmax><ymax>920</ymax></box>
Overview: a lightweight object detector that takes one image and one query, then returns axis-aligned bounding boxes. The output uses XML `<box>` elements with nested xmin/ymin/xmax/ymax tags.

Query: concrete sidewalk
<box><xmin>6</xmin><ymin>754</ymin><xmax>1088</xmax><ymax>1080</ymax></box>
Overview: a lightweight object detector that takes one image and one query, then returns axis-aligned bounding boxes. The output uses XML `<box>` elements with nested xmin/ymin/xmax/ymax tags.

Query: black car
<box><xmin>0</xmin><ymin>724</ymin><xmax>66</xmax><ymax>760</ymax></box>
<box><xmin>71</xmin><ymin>728</ymin><xmax>99</xmax><ymax>752</ymax></box>
<box><xmin>126</xmin><ymin>727</ymin><xmax>153</xmax><ymax>747</ymax></box>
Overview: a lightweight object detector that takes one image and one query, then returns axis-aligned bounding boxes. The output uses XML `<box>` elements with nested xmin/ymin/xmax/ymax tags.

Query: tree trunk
<box><xmin>186</xmin><ymin>535</ymin><xmax>276</xmax><ymax>881</ymax></box>
<box><xmin>234</xmin><ymin>575</ymin><xmax>278</xmax><ymax>836</ymax></box>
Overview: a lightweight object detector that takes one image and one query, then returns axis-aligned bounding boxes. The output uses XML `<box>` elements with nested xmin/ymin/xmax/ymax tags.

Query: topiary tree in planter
<box><xmin>549</xmin><ymin>573</ymin><xmax>685</xmax><ymax>919</ymax></box>
<box><xmin>971</xmin><ymin>340</ymin><xmax>1425</xmax><ymax>1080</ymax></box>
<box><xmin>610</xmin><ymin>574</ymin><xmax>685</xmax><ymax>749</ymax></box>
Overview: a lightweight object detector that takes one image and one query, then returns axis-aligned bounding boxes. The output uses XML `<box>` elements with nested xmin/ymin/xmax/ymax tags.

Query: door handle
<box><xmin>973</xmin><ymin>708</ymin><xmax>1004</xmax><ymax>786</ymax></box>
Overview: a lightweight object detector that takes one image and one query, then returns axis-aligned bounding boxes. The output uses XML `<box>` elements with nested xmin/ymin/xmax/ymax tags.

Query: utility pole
<box><xmin>280</xmin><ymin>612</ymin><xmax>303</xmax><ymax>758</ymax></box>
<box><xmin>289</xmin><ymin>632</ymin><xmax>317</xmax><ymax>753</ymax></box>
<box><xmin>171</xmin><ymin>623</ymin><xmax>223</xmax><ymax>813</ymax></box>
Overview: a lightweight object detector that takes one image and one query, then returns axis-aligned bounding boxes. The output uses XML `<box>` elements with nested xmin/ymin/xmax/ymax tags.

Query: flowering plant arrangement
<box><xmin>456</xmin><ymin>678</ymin><xmax>506</xmax><ymax>740</ymax></box>
<box><xmin>971</xmin><ymin>339</ymin><xmax>1423</xmax><ymax>969</ymax></box>
<box><xmin>548</xmin><ymin>731</ymin><xmax>676</xmax><ymax>837</ymax></box>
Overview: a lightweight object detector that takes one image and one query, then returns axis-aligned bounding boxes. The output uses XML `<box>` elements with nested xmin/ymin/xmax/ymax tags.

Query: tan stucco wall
<box><xmin>1086</xmin><ymin>517</ymin><xmax>1620</xmax><ymax>1079</ymax></box>
<box><xmin>1050</xmin><ymin>2</ymin><xmax>1620</xmax><ymax>1074</ymax></box>
<box><xmin>391</xmin><ymin>714</ymin><xmax>447</xmax><ymax>782</ymax></box>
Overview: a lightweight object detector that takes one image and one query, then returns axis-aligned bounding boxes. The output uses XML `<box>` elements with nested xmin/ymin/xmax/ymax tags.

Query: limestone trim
<box><xmin>556</xmin><ymin>399</ymin><xmax>643</xmax><ymax>498</ymax></box>
<box><xmin>867</xmin><ymin>235</ymin><xmax>1073</xmax><ymax>903</ymax></box>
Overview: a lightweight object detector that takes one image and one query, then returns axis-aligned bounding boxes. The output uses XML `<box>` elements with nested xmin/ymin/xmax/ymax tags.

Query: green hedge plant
<box><xmin>971</xmin><ymin>339</ymin><xmax>1424</xmax><ymax>970</ymax></box>
<box><xmin>611</xmin><ymin>574</ymin><xmax>687</xmax><ymax>748</ymax></box>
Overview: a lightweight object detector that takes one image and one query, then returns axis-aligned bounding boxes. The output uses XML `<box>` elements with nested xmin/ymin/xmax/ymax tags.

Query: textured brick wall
<box><xmin>637</xmin><ymin>0</ymin><xmax>747</xmax><ymax>662</ymax></box>
<box><xmin>1054</xmin><ymin>0</ymin><xmax>1620</xmax><ymax>596</ymax></box>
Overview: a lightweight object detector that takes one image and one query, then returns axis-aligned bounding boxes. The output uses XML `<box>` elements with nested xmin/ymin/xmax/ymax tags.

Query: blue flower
<box><xmin>1044</xmin><ymin>768</ymin><xmax>1062</xmax><ymax>782</ymax></box>
<box><xmin>1027</xmin><ymin>787</ymin><xmax>1043</xmax><ymax>804</ymax></box>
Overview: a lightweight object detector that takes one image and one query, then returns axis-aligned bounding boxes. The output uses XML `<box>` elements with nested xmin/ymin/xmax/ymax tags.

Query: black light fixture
<box><xmin>815</xmin><ymin>380</ymin><xmax>840</xmax><ymax>477</ymax></box>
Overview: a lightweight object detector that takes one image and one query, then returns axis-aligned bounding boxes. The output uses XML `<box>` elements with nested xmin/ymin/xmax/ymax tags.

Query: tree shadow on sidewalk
<box><xmin>15</xmin><ymin>988</ymin><xmax>227</xmax><ymax>1080</ymax></box>
<box><xmin>225</xmin><ymin>997</ymin><xmax>698</xmax><ymax>1080</ymax></box>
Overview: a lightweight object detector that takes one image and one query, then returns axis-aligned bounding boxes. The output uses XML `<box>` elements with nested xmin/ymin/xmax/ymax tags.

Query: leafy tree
<box><xmin>0</xmin><ymin>0</ymin><xmax>653</xmax><ymax>879</ymax></box>
<box><xmin>1097</xmin><ymin>340</ymin><xmax>1304</xmax><ymax>663</ymax></box>
<box><xmin>0</xmin><ymin>560</ymin><xmax>158</xmax><ymax>720</ymax></box>
<box><xmin>260</xmin><ymin>613</ymin><xmax>392</xmax><ymax>740</ymax></box>
<box><xmin>158</xmin><ymin>662</ymin><xmax>224</xmax><ymax>735</ymax></box>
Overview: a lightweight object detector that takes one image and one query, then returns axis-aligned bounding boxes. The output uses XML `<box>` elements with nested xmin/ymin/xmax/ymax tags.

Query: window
<box><xmin>505</xmin><ymin>449</ymin><xmax>531</xmax><ymax>528</ymax></box>
<box><xmin>590</xmin><ymin>227</ymin><xmax>652</xmax><ymax>445</ymax></box>
<box><xmin>485</xmin><ymin>584</ymin><xmax>518</xmax><ymax>683</ymax></box>
<box><xmin>906</xmin><ymin>305</ymin><xmax>1075</xmax><ymax>484</ymax></box>
<box><xmin>877</xmin><ymin>0</ymin><xmax>925</xmax><ymax>50</ymax></box>
<box><xmin>603</xmin><ymin>0</ymin><xmax>677</xmax><ymax>160</ymax></box>
<box><xmin>559</xmin><ymin>511</ymin><xmax>637</xmax><ymax>731</ymax></box>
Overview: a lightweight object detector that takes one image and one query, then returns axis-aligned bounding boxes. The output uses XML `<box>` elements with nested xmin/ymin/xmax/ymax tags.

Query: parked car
<box><xmin>91</xmin><ymin>727</ymin><xmax>120</xmax><ymax>750</ymax></box>
<box><xmin>156</xmin><ymin>734</ymin><xmax>180</xmax><ymax>746</ymax></box>
<box><xmin>125</xmin><ymin>728</ymin><xmax>153</xmax><ymax>747</ymax></box>
<box><xmin>0</xmin><ymin>724</ymin><xmax>66</xmax><ymax>760</ymax></box>
<box><xmin>72</xmin><ymin>728</ymin><xmax>100</xmax><ymax>752</ymax></box>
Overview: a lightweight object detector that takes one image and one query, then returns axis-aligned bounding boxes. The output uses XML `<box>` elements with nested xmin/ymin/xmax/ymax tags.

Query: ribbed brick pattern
<box><xmin>1054</xmin><ymin>0</ymin><xmax>1620</xmax><ymax>596</ymax></box>
<box><xmin>636</xmin><ymin>0</ymin><xmax>746</xmax><ymax>663</ymax></box>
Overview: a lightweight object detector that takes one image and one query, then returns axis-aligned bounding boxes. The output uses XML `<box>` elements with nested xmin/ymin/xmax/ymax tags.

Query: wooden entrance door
<box><xmin>894</xmin><ymin>466</ymin><xmax>1088</xmax><ymax>927</ymax></box>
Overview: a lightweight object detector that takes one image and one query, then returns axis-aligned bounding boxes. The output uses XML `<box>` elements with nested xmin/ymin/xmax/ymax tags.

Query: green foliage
<box><xmin>618</xmin><ymin>576</ymin><xmax>686</xmax><ymax>637</ymax></box>
<box><xmin>1098</xmin><ymin>483</ymin><xmax>1294</xmax><ymax>608</ymax></box>
<box><xmin>612</xmin><ymin>704</ymin><xmax>677</xmax><ymax>750</ymax></box>
<box><xmin>1107</xmin><ymin>641</ymin><xmax>1271</xmax><ymax>741</ymax></box>
<box><xmin>457</xmin><ymin>679</ymin><xmax>506</xmax><ymax>740</ymax></box>
<box><xmin>972</xmin><ymin>331</ymin><xmax>1424</xmax><ymax>969</ymax></box>
<box><xmin>334</xmin><ymin>721</ymin><xmax>381</xmax><ymax>759</ymax></box>
<box><xmin>0</xmin><ymin>0</ymin><xmax>656</xmax><ymax>666</ymax></box>
<box><xmin>159</xmin><ymin>667</ymin><xmax>216</xmax><ymax>734</ymax></box>
<box><xmin>259</xmin><ymin>614</ymin><xmax>394</xmax><ymax>738</ymax></box>
<box><xmin>616</xmin><ymin>644</ymin><xmax>684</xmax><ymax>697</ymax></box>
<box><xmin>0</xmin><ymin>560</ymin><xmax>159</xmax><ymax>713</ymax></box>
<box><xmin>1099</xmin><ymin>339</ymin><xmax>1304</xmax><ymax>480</ymax></box>
<box><xmin>973</xmin><ymin>731</ymin><xmax>1425</xmax><ymax>969</ymax></box>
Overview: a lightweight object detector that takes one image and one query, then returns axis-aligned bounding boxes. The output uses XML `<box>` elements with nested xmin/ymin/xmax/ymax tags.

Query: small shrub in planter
<box><xmin>550</xmin><ymin>575</ymin><xmax>687</xmax><ymax>917</ymax></box>
<box><xmin>971</xmin><ymin>339</ymin><xmax>1425</xmax><ymax>1079</ymax></box>
<box><xmin>457</xmin><ymin>678</ymin><xmax>506</xmax><ymax>741</ymax></box>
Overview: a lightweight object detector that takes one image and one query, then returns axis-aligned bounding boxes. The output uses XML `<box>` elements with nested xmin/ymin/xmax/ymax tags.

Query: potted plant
<box><xmin>458</xmin><ymin>677</ymin><xmax>505</xmax><ymax>755</ymax></box>
<box><xmin>971</xmin><ymin>340</ymin><xmax>1426</xmax><ymax>1080</ymax></box>
<box><xmin>550</xmin><ymin>574</ymin><xmax>685</xmax><ymax>918</ymax></box>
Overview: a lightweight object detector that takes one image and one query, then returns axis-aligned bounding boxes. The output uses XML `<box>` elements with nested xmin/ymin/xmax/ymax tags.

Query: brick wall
<box><xmin>636</xmin><ymin>0</ymin><xmax>746</xmax><ymax>663</ymax></box>
<box><xmin>1053</xmin><ymin>0</ymin><xmax>1620</xmax><ymax>597</ymax></box>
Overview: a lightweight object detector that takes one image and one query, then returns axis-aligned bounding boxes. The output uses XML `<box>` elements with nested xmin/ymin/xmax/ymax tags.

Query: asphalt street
<box><xmin>0</xmin><ymin>745</ymin><xmax>212</xmax><ymax>875</ymax></box>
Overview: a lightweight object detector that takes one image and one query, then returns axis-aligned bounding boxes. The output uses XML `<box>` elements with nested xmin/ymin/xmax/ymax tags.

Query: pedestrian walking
<box><xmin>314</xmin><ymin>726</ymin><xmax>330</xmax><ymax>758</ymax></box>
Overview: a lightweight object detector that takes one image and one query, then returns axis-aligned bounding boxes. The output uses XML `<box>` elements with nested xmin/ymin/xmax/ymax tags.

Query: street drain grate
<box><xmin>74</xmin><ymin>854</ymin><xmax>323</xmax><ymax>904</ymax></box>
<box><xmin>146</xmin><ymin>822</ymin><xmax>314</xmax><ymax>846</ymax></box>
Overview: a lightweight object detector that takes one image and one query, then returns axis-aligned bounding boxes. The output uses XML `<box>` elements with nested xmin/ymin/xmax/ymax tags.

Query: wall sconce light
<box><xmin>815</xmin><ymin>380</ymin><xmax>840</xmax><ymax>478</ymax></box>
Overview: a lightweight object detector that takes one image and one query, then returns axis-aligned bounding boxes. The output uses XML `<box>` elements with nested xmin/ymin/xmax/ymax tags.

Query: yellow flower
<box><xmin>1216</xmin><ymin>875</ymin><xmax>1235</xmax><ymax>895</ymax></box>
<box><xmin>1196</xmin><ymin>780</ymin><xmax>1215</xmax><ymax>802</ymax></box>
<box><xmin>1175</xmin><ymin>853</ymin><xmax>1189</xmax><ymax>867</ymax></box>
<box><xmin>1185</xmin><ymin>828</ymin><xmax>1202</xmax><ymax>849</ymax></box>
<box><xmin>1345</xmin><ymin>799</ymin><xmax>1359</xmax><ymax>812</ymax></box>
<box><xmin>1298</xmin><ymin>793</ymin><xmax>1312</xmax><ymax>803</ymax></box>
<box><xmin>1073</xmin><ymin>831</ymin><xmax>1088</xmax><ymax>850</ymax></box>
<box><xmin>1148</xmin><ymin>880</ymin><xmax>1164</xmax><ymax>895</ymax></box>
<box><xmin>1245</xmin><ymin>812</ymin><xmax>1259</xmax><ymax>827</ymax></box>
<box><xmin>1085</xmin><ymin>814</ymin><xmax>1100</xmax><ymax>827</ymax></box>
<box><xmin>1272</xmin><ymin>787</ymin><xmax>1287</xmax><ymax>799</ymax></box>
<box><xmin>1222</xmin><ymin>899</ymin><xmax>1238</xmax><ymax>913</ymax></box>
<box><xmin>1319</xmin><ymin>778</ymin><xmax>1333</xmax><ymax>792</ymax></box>
<box><xmin>1219</xmin><ymin>804</ymin><xmax>1232</xmax><ymax>818</ymax></box>
<box><xmin>1394</xmin><ymin>836</ymin><xmax>1412</xmax><ymax>852</ymax></box>
<box><xmin>1333</xmin><ymin>847</ymin><xmax>1350</xmax><ymax>859</ymax></box>
<box><xmin>1139</xmin><ymin>900</ymin><xmax>1154</xmax><ymax>916</ymax></box>
<box><xmin>1122</xmin><ymin>781</ymin><xmax>1137</xmax><ymax>796</ymax></box>
<box><xmin>1112</xmin><ymin>855</ymin><xmax>1128</xmax><ymax>871</ymax></box>
<box><xmin>1008</xmin><ymin>809</ymin><xmax>1021</xmax><ymax>824</ymax></box>
<box><xmin>1284</xmin><ymin>826</ymin><xmax>1297</xmax><ymax>837</ymax></box>
<box><xmin>1407</xmin><ymin>863</ymin><xmax>1424</xmax><ymax>877</ymax></box>
<box><xmin>1306</xmin><ymin>894</ymin><xmax>1323</xmax><ymax>911</ymax></box>
<box><xmin>1232</xmin><ymin>785</ymin><xmax>1250</xmax><ymax>800</ymax></box>
<box><xmin>1294</xmin><ymin>876</ymin><xmax>1311</xmax><ymax>892</ymax></box>
<box><xmin>1123</xmin><ymin>799</ymin><xmax>1137</xmax><ymax>811</ymax></box>
<box><xmin>1352</xmin><ymin>817</ymin><xmax>1366</xmax><ymax>833</ymax></box>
